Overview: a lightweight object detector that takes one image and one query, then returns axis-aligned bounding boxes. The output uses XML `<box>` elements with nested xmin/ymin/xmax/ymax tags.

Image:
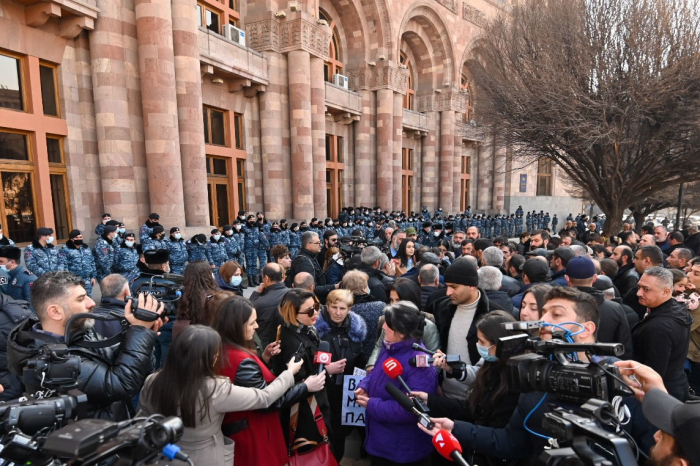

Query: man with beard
<box><xmin>139</xmin><ymin>212</ymin><xmax>161</xmax><ymax>242</ymax></box>
<box><xmin>7</xmin><ymin>271</ymin><xmax>164</xmax><ymax>420</ymax></box>
<box><xmin>611</xmin><ymin>245</ymin><xmax>639</xmax><ymax>297</ymax></box>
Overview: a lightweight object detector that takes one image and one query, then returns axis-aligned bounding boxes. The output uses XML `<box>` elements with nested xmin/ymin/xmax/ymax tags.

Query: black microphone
<box><xmin>385</xmin><ymin>383</ymin><xmax>434</xmax><ymax>430</ymax></box>
<box><xmin>314</xmin><ymin>341</ymin><xmax>332</xmax><ymax>375</ymax></box>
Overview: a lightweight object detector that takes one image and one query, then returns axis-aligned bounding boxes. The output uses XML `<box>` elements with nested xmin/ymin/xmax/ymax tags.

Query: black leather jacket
<box><xmin>234</xmin><ymin>357</ymin><xmax>310</xmax><ymax>410</ymax></box>
<box><xmin>7</xmin><ymin>317</ymin><xmax>156</xmax><ymax>420</ymax></box>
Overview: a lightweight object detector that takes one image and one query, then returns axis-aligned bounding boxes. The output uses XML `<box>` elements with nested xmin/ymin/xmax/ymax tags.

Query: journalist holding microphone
<box><xmin>354</xmin><ymin>301</ymin><xmax>438</xmax><ymax>466</ymax></box>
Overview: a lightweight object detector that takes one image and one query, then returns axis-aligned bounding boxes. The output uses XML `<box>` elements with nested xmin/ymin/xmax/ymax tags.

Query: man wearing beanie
<box><xmin>0</xmin><ymin>246</ymin><xmax>35</xmax><ymax>301</ymax></box>
<box><xmin>565</xmin><ymin>255</ymin><xmax>633</xmax><ymax>359</ymax></box>
<box><xmin>94</xmin><ymin>224</ymin><xmax>118</xmax><ymax>281</ymax></box>
<box><xmin>58</xmin><ymin>230</ymin><xmax>97</xmax><ymax>295</ymax></box>
<box><xmin>433</xmin><ymin>257</ymin><xmax>490</xmax><ymax>400</ymax></box>
<box><xmin>24</xmin><ymin>227</ymin><xmax>59</xmax><ymax>277</ymax></box>
<box><xmin>511</xmin><ymin>258</ymin><xmax>552</xmax><ymax>314</ymax></box>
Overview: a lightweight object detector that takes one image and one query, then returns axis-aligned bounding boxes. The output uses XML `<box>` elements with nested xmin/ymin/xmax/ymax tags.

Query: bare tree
<box><xmin>468</xmin><ymin>0</ymin><xmax>700</xmax><ymax>235</ymax></box>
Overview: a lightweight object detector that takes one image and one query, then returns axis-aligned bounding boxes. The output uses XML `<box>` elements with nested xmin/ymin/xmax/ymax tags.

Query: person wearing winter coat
<box><xmin>24</xmin><ymin>227</ymin><xmax>59</xmax><ymax>277</ymax></box>
<box><xmin>354</xmin><ymin>301</ymin><xmax>438</xmax><ymax>464</ymax></box>
<box><xmin>112</xmin><ymin>233</ymin><xmax>140</xmax><ymax>277</ymax></box>
<box><xmin>212</xmin><ymin>296</ymin><xmax>326</xmax><ymax>466</ymax></box>
<box><xmin>632</xmin><ymin>267</ymin><xmax>692</xmax><ymax>401</ymax></box>
<box><xmin>93</xmin><ymin>224</ymin><xmax>119</xmax><ymax>281</ymax></box>
<box><xmin>341</xmin><ymin>270</ymin><xmax>386</xmax><ymax>358</ymax></box>
<box><xmin>207</xmin><ymin>229</ymin><xmax>229</xmax><ymax>271</ymax></box>
<box><xmin>215</xmin><ymin>260</ymin><xmax>244</xmax><ymax>296</ymax></box>
<box><xmin>186</xmin><ymin>233</ymin><xmax>210</xmax><ymax>264</ymax></box>
<box><xmin>0</xmin><ymin>246</ymin><xmax>36</xmax><ymax>302</ymax></box>
<box><xmin>315</xmin><ymin>289</ymin><xmax>367</xmax><ymax>460</ymax></box>
<box><xmin>0</xmin><ymin>293</ymin><xmax>33</xmax><ymax>401</ymax></box>
<box><xmin>7</xmin><ymin>272</ymin><xmax>165</xmax><ymax>420</ymax></box>
<box><xmin>139</xmin><ymin>325</ymin><xmax>302</xmax><ymax>466</ymax></box>
<box><xmin>57</xmin><ymin>230</ymin><xmax>97</xmax><ymax>295</ymax></box>
<box><xmin>164</xmin><ymin>227</ymin><xmax>188</xmax><ymax>275</ymax></box>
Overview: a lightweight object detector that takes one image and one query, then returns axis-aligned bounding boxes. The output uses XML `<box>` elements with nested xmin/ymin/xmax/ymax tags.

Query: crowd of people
<box><xmin>0</xmin><ymin>206</ymin><xmax>698</xmax><ymax>466</ymax></box>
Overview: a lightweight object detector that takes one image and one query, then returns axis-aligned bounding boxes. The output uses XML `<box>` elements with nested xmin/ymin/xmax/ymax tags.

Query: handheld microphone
<box><xmin>432</xmin><ymin>430</ymin><xmax>469</xmax><ymax>466</ymax></box>
<box><xmin>385</xmin><ymin>384</ymin><xmax>434</xmax><ymax>431</ymax></box>
<box><xmin>382</xmin><ymin>358</ymin><xmax>430</xmax><ymax>413</ymax></box>
<box><xmin>314</xmin><ymin>341</ymin><xmax>332</xmax><ymax>375</ymax></box>
<box><xmin>412</xmin><ymin>344</ymin><xmax>462</xmax><ymax>365</ymax></box>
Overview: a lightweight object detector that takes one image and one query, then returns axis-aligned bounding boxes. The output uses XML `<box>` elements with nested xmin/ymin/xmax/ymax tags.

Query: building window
<box><xmin>234</xmin><ymin>113</ymin><xmax>244</xmax><ymax>149</ymax></box>
<box><xmin>519</xmin><ymin>174</ymin><xmax>527</xmax><ymax>193</ymax></box>
<box><xmin>460</xmin><ymin>156</ymin><xmax>471</xmax><ymax>211</ymax></box>
<box><xmin>198</xmin><ymin>0</ymin><xmax>240</xmax><ymax>35</ymax></box>
<box><xmin>203</xmin><ymin>106</ymin><xmax>227</xmax><ymax>146</ymax></box>
<box><xmin>400</xmin><ymin>52</ymin><xmax>415</xmax><ymax>110</ymax></box>
<box><xmin>319</xmin><ymin>10</ymin><xmax>343</xmax><ymax>83</ymax></box>
<box><xmin>0</xmin><ymin>52</ymin><xmax>24</xmax><ymax>111</ymax></box>
<box><xmin>0</xmin><ymin>54</ymin><xmax>71</xmax><ymax>241</ymax></box>
<box><xmin>206</xmin><ymin>156</ymin><xmax>231</xmax><ymax>227</ymax></box>
<box><xmin>536</xmin><ymin>158</ymin><xmax>553</xmax><ymax>196</ymax></box>
<box><xmin>236</xmin><ymin>159</ymin><xmax>247</xmax><ymax>212</ymax></box>
<box><xmin>325</xmin><ymin>134</ymin><xmax>344</xmax><ymax>218</ymax></box>
<box><xmin>461</xmin><ymin>73</ymin><xmax>474</xmax><ymax>123</ymax></box>
<box><xmin>402</xmin><ymin>148</ymin><xmax>414</xmax><ymax>212</ymax></box>
<box><xmin>40</xmin><ymin>64</ymin><xmax>59</xmax><ymax>117</ymax></box>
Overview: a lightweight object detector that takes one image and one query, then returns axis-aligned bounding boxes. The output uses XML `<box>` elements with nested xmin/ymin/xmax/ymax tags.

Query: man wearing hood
<box><xmin>632</xmin><ymin>266</ymin><xmax>692</xmax><ymax>401</ymax></box>
<box><xmin>564</xmin><ymin>255</ymin><xmax>633</xmax><ymax>359</ymax></box>
<box><xmin>57</xmin><ymin>229</ymin><xmax>97</xmax><ymax>295</ymax></box>
<box><xmin>7</xmin><ymin>271</ymin><xmax>164</xmax><ymax>419</ymax></box>
<box><xmin>93</xmin><ymin>224</ymin><xmax>118</xmax><ymax>282</ymax></box>
<box><xmin>24</xmin><ymin>227</ymin><xmax>59</xmax><ymax>277</ymax></box>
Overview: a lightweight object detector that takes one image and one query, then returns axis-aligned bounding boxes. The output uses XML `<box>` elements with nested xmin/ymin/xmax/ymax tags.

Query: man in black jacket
<box><xmin>250</xmin><ymin>263</ymin><xmax>288</xmax><ymax>347</ymax></box>
<box><xmin>0</xmin><ymin>294</ymin><xmax>33</xmax><ymax>401</ymax></box>
<box><xmin>433</xmin><ymin>259</ymin><xmax>490</xmax><ymax>400</ymax></box>
<box><xmin>564</xmin><ymin>256</ymin><xmax>634</xmax><ymax>359</ymax></box>
<box><xmin>632</xmin><ymin>267</ymin><xmax>692</xmax><ymax>401</ymax></box>
<box><xmin>286</xmin><ymin>231</ymin><xmax>336</xmax><ymax>302</ymax></box>
<box><xmin>7</xmin><ymin>271</ymin><xmax>164</xmax><ymax>420</ymax></box>
<box><xmin>357</xmin><ymin>246</ymin><xmax>390</xmax><ymax>303</ymax></box>
<box><xmin>612</xmin><ymin>245</ymin><xmax>639</xmax><ymax>297</ymax></box>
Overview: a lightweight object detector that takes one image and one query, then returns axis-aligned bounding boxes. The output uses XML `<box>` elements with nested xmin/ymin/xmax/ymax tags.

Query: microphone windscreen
<box><xmin>382</xmin><ymin>357</ymin><xmax>404</xmax><ymax>379</ymax></box>
<box><xmin>432</xmin><ymin>429</ymin><xmax>463</xmax><ymax>460</ymax></box>
<box><xmin>318</xmin><ymin>341</ymin><xmax>331</xmax><ymax>352</ymax></box>
<box><xmin>385</xmin><ymin>383</ymin><xmax>415</xmax><ymax>413</ymax></box>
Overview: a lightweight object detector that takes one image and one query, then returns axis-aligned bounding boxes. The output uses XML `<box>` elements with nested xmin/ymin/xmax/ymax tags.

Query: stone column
<box><xmin>421</xmin><ymin>111</ymin><xmax>438</xmax><ymax>210</ymax></box>
<box><xmin>376</xmin><ymin>88</ymin><xmax>393</xmax><ymax>211</ymax></box>
<box><xmin>439</xmin><ymin>110</ymin><xmax>454</xmax><ymax>213</ymax></box>
<box><xmin>288</xmin><ymin>50</ymin><xmax>314</xmax><ymax>219</ymax></box>
<box><xmin>171</xmin><ymin>0</ymin><xmax>209</xmax><ymax>226</ymax></box>
<box><xmin>354</xmin><ymin>90</ymin><xmax>372</xmax><ymax>206</ymax></box>
<box><xmin>492</xmin><ymin>143</ymin><xmax>506</xmax><ymax>212</ymax></box>
<box><xmin>260</xmin><ymin>55</ymin><xmax>286</xmax><ymax>218</ymax></box>
<box><xmin>310</xmin><ymin>57</ymin><xmax>327</xmax><ymax>217</ymax></box>
<box><xmin>477</xmin><ymin>142</ymin><xmax>490</xmax><ymax>211</ymax></box>
<box><xmin>393</xmin><ymin>93</ymin><xmax>403</xmax><ymax>211</ymax></box>
<box><xmin>134</xmin><ymin>0</ymin><xmax>186</xmax><ymax>227</ymax></box>
<box><xmin>453</xmin><ymin>134</ymin><xmax>463</xmax><ymax>212</ymax></box>
<box><xmin>89</xmin><ymin>0</ymin><xmax>141</xmax><ymax>229</ymax></box>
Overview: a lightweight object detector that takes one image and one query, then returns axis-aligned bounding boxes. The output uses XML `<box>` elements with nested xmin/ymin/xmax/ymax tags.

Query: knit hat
<box><xmin>443</xmin><ymin>259</ymin><xmax>479</xmax><ymax>287</ymax></box>
<box><xmin>566</xmin><ymin>256</ymin><xmax>596</xmax><ymax>280</ymax></box>
<box><xmin>521</xmin><ymin>259</ymin><xmax>551</xmax><ymax>283</ymax></box>
<box><xmin>69</xmin><ymin>229</ymin><xmax>82</xmax><ymax>239</ymax></box>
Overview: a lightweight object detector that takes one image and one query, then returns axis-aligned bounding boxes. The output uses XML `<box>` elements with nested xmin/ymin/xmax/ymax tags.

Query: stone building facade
<box><xmin>0</xmin><ymin>0</ymin><xmax>581</xmax><ymax>243</ymax></box>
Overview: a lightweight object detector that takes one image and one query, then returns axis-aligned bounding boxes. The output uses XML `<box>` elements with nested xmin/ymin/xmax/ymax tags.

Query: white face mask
<box><xmin>125</xmin><ymin>240</ymin><xmax>135</xmax><ymax>248</ymax></box>
<box><xmin>118</xmin><ymin>228</ymin><xmax>126</xmax><ymax>234</ymax></box>
<box><xmin>213</xmin><ymin>234</ymin><xmax>221</xmax><ymax>241</ymax></box>
<box><xmin>0</xmin><ymin>265</ymin><xmax>7</xmax><ymax>272</ymax></box>
<box><xmin>0</xmin><ymin>234</ymin><xmax>4</xmax><ymax>239</ymax></box>
<box><xmin>174</xmin><ymin>233</ymin><xmax>182</xmax><ymax>240</ymax></box>
<box><xmin>46</xmin><ymin>236</ymin><xmax>55</xmax><ymax>244</ymax></box>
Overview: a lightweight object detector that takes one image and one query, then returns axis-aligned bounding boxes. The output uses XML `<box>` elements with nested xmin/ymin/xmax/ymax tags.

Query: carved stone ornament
<box><xmin>462</xmin><ymin>3</ymin><xmax>486</xmax><ymax>27</ymax></box>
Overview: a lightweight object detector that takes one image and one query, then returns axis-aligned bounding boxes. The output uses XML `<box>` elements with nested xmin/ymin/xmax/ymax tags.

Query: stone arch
<box><xmin>320</xmin><ymin>0</ymin><xmax>369</xmax><ymax>68</ymax></box>
<box><xmin>398</xmin><ymin>3</ymin><xmax>455</xmax><ymax>87</ymax></box>
<box><xmin>400</xmin><ymin>29</ymin><xmax>435</xmax><ymax>96</ymax></box>
<box><xmin>458</xmin><ymin>38</ymin><xmax>481</xmax><ymax>120</ymax></box>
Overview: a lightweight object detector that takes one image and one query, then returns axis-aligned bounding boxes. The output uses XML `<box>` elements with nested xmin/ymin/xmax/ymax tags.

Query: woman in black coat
<box><xmin>272</xmin><ymin>289</ymin><xmax>333</xmax><ymax>454</ymax></box>
<box><xmin>315</xmin><ymin>289</ymin><xmax>367</xmax><ymax>460</ymax></box>
<box><xmin>411</xmin><ymin>311</ymin><xmax>524</xmax><ymax>466</ymax></box>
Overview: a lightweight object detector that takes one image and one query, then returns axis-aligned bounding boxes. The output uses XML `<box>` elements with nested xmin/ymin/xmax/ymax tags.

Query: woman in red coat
<box><xmin>212</xmin><ymin>295</ymin><xmax>326</xmax><ymax>466</ymax></box>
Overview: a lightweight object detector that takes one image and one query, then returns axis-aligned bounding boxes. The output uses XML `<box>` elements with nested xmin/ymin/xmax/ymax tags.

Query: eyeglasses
<box><xmin>297</xmin><ymin>303</ymin><xmax>320</xmax><ymax>316</ymax></box>
<box><xmin>310</xmin><ymin>241</ymin><xmax>322</xmax><ymax>245</ymax></box>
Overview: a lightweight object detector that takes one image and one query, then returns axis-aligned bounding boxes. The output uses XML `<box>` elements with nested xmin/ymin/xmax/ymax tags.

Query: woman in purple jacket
<box><xmin>354</xmin><ymin>301</ymin><xmax>438</xmax><ymax>466</ymax></box>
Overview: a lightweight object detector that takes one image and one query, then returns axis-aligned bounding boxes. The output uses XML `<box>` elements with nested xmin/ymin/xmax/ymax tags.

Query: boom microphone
<box><xmin>385</xmin><ymin>383</ymin><xmax>434</xmax><ymax>430</ymax></box>
<box><xmin>314</xmin><ymin>341</ymin><xmax>332</xmax><ymax>375</ymax></box>
<box><xmin>432</xmin><ymin>430</ymin><xmax>469</xmax><ymax>466</ymax></box>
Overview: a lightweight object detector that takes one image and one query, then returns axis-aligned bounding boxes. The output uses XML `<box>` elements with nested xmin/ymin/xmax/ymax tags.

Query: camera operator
<box><xmin>419</xmin><ymin>287</ymin><xmax>651</xmax><ymax>462</ymax></box>
<box><xmin>7</xmin><ymin>271</ymin><xmax>165</xmax><ymax>420</ymax></box>
<box><xmin>615</xmin><ymin>361</ymin><xmax>700</xmax><ymax>466</ymax></box>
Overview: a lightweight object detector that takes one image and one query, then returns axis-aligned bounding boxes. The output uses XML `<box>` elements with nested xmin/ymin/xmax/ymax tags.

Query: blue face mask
<box><xmin>230</xmin><ymin>275</ymin><xmax>243</xmax><ymax>287</ymax></box>
<box><xmin>477</xmin><ymin>343</ymin><xmax>497</xmax><ymax>362</ymax></box>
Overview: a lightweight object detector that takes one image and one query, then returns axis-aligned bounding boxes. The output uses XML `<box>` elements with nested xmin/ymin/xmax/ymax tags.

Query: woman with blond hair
<box><xmin>315</xmin><ymin>289</ymin><xmax>367</xmax><ymax>460</ymax></box>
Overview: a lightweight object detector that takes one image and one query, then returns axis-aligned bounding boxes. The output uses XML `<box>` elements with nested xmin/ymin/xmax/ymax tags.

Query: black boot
<box><xmin>247</xmin><ymin>275</ymin><xmax>256</xmax><ymax>287</ymax></box>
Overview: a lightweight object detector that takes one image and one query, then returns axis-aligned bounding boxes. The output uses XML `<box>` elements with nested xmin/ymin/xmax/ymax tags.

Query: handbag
<box><xmin>287</xmin><ymin>395</ymin><xmax>339</xmax><ymax>466</ymax></box>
